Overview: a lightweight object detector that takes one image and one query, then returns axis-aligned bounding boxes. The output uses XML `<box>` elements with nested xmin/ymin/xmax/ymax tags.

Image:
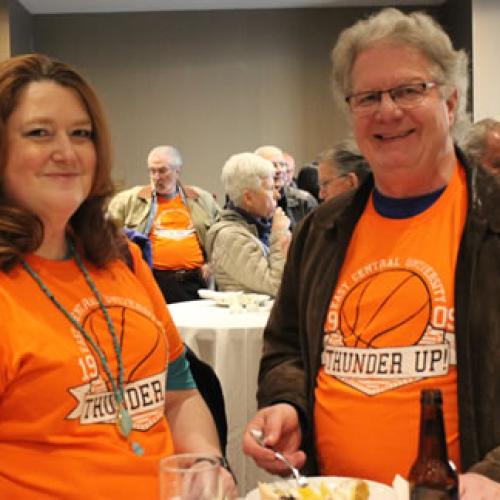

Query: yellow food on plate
<box><xmin>258</xmin><ymin>478</ymin><xmax>370</xmax><ymax>500</ymax></box>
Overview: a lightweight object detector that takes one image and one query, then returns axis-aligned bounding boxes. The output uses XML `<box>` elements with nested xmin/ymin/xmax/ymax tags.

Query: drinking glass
<box><xmin>159</xmin><ymin>453</ymin><xmax>221</xmax><ymax>499</ymax></box>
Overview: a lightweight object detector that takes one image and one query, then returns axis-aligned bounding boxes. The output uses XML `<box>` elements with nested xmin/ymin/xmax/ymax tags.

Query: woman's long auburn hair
<box><xmin>0</xmin><ymin>53</ymin><xmax>123</xmax><ymax>270</ymax></box>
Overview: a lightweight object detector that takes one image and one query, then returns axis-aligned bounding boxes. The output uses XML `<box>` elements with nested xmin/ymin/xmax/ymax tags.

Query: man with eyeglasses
<box><xmin>345</xmin><ymin>81</ymin><xmax>439</xmax><ymax>113</ymax></box>
<box><xmin>108</xmin><ymin>145</ymin><xmax>219</xmax><ymax>303</ymax></box>
<box><xmin>317</xmin><ymin>139</ymin><xmax>370</xmax><ymax>202</ymax></box>
<box><xmin>255</xmin><ymin>145</ymin><xmax>317</xmax><ymax>229</ymax></box>
<box><xmin>244</xmin><ymin>8</ymin><xmax>500</xmax><ymax>499</ymax></box>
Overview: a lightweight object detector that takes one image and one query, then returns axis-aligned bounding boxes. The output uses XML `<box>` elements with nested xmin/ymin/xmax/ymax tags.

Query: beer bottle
<box><xmin>408</xmin><ymin>389</ymin><xmax>459</xmax><ymax>499</ymax></box>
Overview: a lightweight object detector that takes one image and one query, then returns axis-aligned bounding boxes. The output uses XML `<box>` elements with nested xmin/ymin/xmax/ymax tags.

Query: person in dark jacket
<box><xmin>255</xmin><ymin>145</ymin><xmax>317</xmax><ymax>229</ymax></box>
<box><xmin>296</xmin><ymin>164</ymin><xmax>320</xmax><ymax>202</ymax></box>
<box><xmin>243</xmin><ymin>8</ymin><xmax>500</xmax><ymax>499</ymax></box>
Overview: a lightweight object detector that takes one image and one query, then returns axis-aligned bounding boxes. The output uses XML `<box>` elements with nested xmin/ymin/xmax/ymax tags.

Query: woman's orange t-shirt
<box><xmin>0</xmin><ymin>244</ymin><xmax>184</xmax><ymax>499</ymax></box>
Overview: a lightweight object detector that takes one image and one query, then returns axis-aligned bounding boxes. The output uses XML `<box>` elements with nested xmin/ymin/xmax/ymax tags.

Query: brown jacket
<box><xmin>257</xmin><ymin>149</ymin><xmax>500</xmax><ymax>481</ymax></box>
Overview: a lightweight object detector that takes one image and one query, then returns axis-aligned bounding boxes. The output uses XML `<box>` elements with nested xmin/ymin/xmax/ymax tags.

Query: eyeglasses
<box><xmin>272</xmin><ymin>161</ymin><xmax>288</xmax><ymax>169</ymax></box>
<box><xmin>148</xmin><ymin>166</ymin><xmax>175</xmax><ymax>176</ymax></box>
<box><xmin>345</xmin><ymin>82</ymin><xmax>439</xmax><ymax>115</ymax></box>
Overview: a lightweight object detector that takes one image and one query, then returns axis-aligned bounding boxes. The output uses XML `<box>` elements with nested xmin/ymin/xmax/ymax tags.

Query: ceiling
<box><xmin>18</xmin><ymin>0</ymin><xmax>446</xmax><ymax>15</ymax></box>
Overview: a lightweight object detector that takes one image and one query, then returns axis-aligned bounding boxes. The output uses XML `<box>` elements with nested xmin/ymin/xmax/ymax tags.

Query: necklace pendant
<box><xmin>131</xmin><ymin>441</ymin><xmax>144</xmax><ymax>456</ymax></box>
<box><xmin>116</xmin><ymin>403</ymin><xmax>133</xmax><ymax>438</ymax></box>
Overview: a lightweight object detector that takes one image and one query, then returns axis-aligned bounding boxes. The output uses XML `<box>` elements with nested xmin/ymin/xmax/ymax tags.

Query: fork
<box><xmin>250</xmin><ymin>428</ymin><xmax>309</xmax><ymax>488</ymax></box>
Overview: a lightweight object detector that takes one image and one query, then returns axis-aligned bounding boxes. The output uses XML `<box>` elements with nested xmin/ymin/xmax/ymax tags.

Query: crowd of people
<box><xmin>0</xmin><ymin>5</ymin><xmax>499</xmax><ymax>500</ymax></box>
<box><xmin>109</xmin><ymin>142</ymin><xmax>319</xmax><ymax>300</ymax></box>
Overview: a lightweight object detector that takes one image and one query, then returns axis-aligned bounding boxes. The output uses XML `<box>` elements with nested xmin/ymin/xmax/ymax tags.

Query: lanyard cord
<box><xmin>21</xmin><ymin>242</ymin><xmax>123</xmax><ymax>403</ymax></box>
<box><xmin>143</xmin><ymin>190</ymin><xmax>157</xmax><ymax>235</ymax></box>
<box><xmin>20</xmin><ymin>241</ymin><xmax>143</xmax><ymax>455</ymax></box>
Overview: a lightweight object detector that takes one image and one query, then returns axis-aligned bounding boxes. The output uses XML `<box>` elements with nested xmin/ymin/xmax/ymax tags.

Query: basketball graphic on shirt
<box><xmin>72</xmin><ymin>302</ymin><xmax>167</xmax><ymax>431</ymax></box>
<box><xmin>339</xmin><ymin>269</ymin><xmax>431</xmax><ymax>348</ymax></box>
<box><xmin>83</xmin><ymin>305</ymin><xmax>163</xmax><ymax>382</ymax></box>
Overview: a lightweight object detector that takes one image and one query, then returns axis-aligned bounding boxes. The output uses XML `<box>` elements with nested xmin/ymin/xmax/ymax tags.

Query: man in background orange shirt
<box><xmin>109</xmin><ymin>145</ymin><xmax>219</xmax><ymax>303</ymax></box>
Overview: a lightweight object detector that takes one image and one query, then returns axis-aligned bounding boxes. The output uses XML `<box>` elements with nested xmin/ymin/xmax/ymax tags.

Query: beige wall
<box><xmin>33</xmin><ymin>6</ymin><xmax>451</xmax><ymax>201</ymax></box>
<box><xmin>0</xmin><ymin>0</ymin><xmax>10</xmax><ymax>61</ymax></box>
<box><xmin>8</xmin><ymin>0</ymin><xmax>33</xmax><ymax>55</ymax></box>
<box><xmin>1</xmin><ymin>0</ymin><xmax>33</xmax><ymax>61</ymax></box>
<box><xmin>33</xmin><ymin>8</ymin><xmax>373</xmax><ymax>200</ymax></box>
<box><xmin>472</xmin><ymin>0</ymin><xmax>500</xmax><ymax>120</ymax></box>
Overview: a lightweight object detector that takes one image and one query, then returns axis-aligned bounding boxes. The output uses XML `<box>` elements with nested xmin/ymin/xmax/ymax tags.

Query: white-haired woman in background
<box><xmin>206</xmin><ymin>152</ymin><xmax>291</xmax><ymax>297</ymax></box>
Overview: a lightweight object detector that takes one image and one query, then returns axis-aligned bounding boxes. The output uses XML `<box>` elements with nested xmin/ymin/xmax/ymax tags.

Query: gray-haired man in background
<box><xmin>109</xmin><ymin>145</ymin><xmax>219</xmax><ymax>303</ymax></box>
<box><xmin>255</xmin><ymin>145</ymin><xmax>317</xmax><ymax>229</ymax></box>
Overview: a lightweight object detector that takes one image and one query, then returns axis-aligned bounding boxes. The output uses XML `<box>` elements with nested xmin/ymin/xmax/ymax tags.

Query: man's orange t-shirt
<box><xmin>315</xmin><ymin>163</ymin><xmax>467</xmax><ymax>484</ymax></box>
<box><xmin>0</xmin><ymin>244</ymin><xmax>184</xmax><ymax>498</ymax></box>
<box><xmin>150</xmin><ymin>194</ymin><xmax>204</xmax><ymax>270</ymax></box>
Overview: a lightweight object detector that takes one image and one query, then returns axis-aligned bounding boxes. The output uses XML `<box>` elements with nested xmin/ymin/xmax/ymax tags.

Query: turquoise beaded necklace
<box><xmin>20</xmin><ymin>241</ymin><xmax>144</xmax><ymax>456</ymax></box>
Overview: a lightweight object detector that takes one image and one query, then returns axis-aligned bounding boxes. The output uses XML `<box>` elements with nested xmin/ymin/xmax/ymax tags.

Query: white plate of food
<box><xmin>245</xmin><ymin>476</ymin><xmax>396</xmax><ymax>499</ymax></box>
<box><xmin>197</xmin><ymin>289</ymin><xmax>242</xmax><ymax>304</ymax></box>
<box><xmin>197</xmin><ymin>289</ymin><xmax>270</xmax><ymax>308</ymax></box>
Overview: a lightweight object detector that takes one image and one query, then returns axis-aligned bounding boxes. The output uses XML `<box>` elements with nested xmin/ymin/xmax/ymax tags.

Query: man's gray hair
<box><xmin>254</xmin><ymin>145</ymin><xmax>283</xmax><ymax>159</ymax></box>
<box><xmin>221</xmin><ymin>152</ymin><xmax>274</xmax><ymax>206</ymax></box>
<box><xmin>462</xmin><ymin>118</ymin><xmax>500</xmax><ymax>164</ymax></box>
<box><xmin>147</xmin><ymin>145</ymin><xmax>183</xmax><ymax>171</ymax></box>
<box><xmin>331</xmin><ymin>8</ymin><xmax>470</xmax><ymax>140</ymax></box>
<box><xmin>318</xmin><ymin>138</ymin><xmax>370</xmax><ymax>181</ymax></box>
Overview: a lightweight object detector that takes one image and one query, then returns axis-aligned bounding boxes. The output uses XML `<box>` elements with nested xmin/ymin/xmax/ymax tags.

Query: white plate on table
<box><xmin>245</xmin><ymin>476</ymin><xmax>396</xmax><ymax>499</ymax></box>
<box><xmin>197</xmin><ymin>289</ymin><xmax>270</xmax><ymax>308</ymax></box>
<box><xmin>197</xmin><ymin>288</ymin><xmax>241</xmax><ymax>303</ymax></box>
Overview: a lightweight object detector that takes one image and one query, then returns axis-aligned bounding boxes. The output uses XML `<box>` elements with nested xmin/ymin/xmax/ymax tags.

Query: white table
<box><xmin>168</xmin><ymin>299</ymin><xmax>276</xmax><ymax>495</ymax></box>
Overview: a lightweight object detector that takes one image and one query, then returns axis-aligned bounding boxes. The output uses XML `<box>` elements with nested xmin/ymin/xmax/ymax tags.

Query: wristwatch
<box><xmin>217</xmin><ymin>455</ymin><xmax>237</xmax><ymax>484</ymax></box>
<box><xmin>193</xmin><ymin>455</ymin><xmax>237</xmax><ymax>484</ymax></box>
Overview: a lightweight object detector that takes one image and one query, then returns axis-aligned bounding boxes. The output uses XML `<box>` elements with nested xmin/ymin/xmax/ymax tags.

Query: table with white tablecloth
<box><xmin>168</xmin><ymin>299</ymin><xmax>276</xmax><ymax>494</ymax></box>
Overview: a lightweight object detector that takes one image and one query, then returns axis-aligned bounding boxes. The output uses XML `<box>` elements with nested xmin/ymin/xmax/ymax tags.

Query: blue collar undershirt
<box><xmin>372</xmin><ymin>186</ymin><xmax>446</xmax><ymax>219</ymax></box>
